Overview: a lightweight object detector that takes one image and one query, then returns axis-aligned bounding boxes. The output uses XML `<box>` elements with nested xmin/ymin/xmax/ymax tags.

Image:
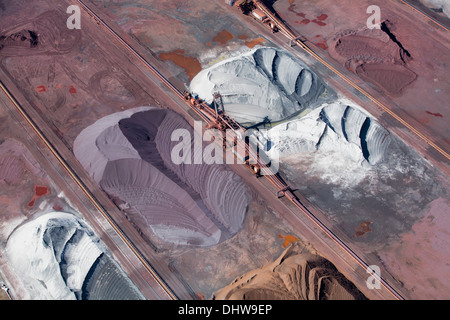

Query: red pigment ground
<box><xmin>35</xmin><ymin>85</ymin><xmax>47</xmax><ymax>93</ymax></box>
<box><xmin>293</xmin><ymin>10</ymin><xmax>327</xmax><ymax>26</ymax></box>
<box><xmin>356</xmin><ymin>63</ymin><xmax>417</xmax><ymax>95</ymax></box>
<box><xmin>316</xmin><ymin>14</ymin><xmax>328</xmax><ymax>21</ymax></box>
<box><xmin>52</xmin><ymin>204</ymin><xmax>63</xmax><ymax>211</ymax></box>
<box><xmin>27</xmin><ymin>185</ymin><xmax>49</xmax><ymax>207</ymax></box>
<box><xmin>69</xmin><ymin>85</ymin><xmax>77</xmax><ymax>94</ymax></box>
<box><xmin>426</xmin><ymin>111</ymin><xmax>443</xmax><ymax>118</ymax></box>
<box><xmin>297</xmin><ymin>19</ymin><xmax>310</xmax><ymax>25</ymax></box>
<box><xmin>159</xmin><ymin>49</ymin><xmax>202</xmax><ymax>81</ymax></box>
<box><xmin>288</xmin><ymin>1</ymin><xmax>306</xmax><ymax>18</ymax></box>
<box><xmin>316</xmin><ymin>42</ymin><xmax>328</xmax><ymax>50</ymax></box>
<box><xmin>331</xmin><ymin>33</ymin><xmax>417</xmax><ymax>95</ymax></box>
<box><xmin>355</xmin><ymin>221</ymin><xmax>372</xmax><ymax>237</ymax></box>
<box><xmin>314</xmin><ymin>35</ymin><xmax>328</xmax><ymax>50</ymax></box>
<box><xmin>312</xmin><ymin>19</ymin><xmax>327</xmax><ymax>26</ymax></box>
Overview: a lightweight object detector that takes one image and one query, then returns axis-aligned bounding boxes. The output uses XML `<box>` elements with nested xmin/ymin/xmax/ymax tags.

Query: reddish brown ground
<box><xmin>158</xmin><ymin>49</ymin><xmax>202</xmax><ymax>81</ymax></box>
<box><xmin>426</xmin><ymin>111</ymin><xmax>443</xmax><ymax>118</ymax></box>
<box><xmin>278</xmin><ymin>234</ymin><xmax>299</xmax><ymax>248</ymax></box>
<box><xmin>35</xmin><ymin>85</ymin><xmax>46</xmax><ymax>93</ymax></box>
<box><xmin>245</xmin><ymin>37</ymin><xmax>266</xmax><ymax>49</ymax></box>
<box><xmin>355</xmin><ymin>63</ymin><xmax>417</xmax><ymax>95</ymax></box>
<box><xmin>69</xmin><ymin>85</ymin><xmax>77</xmax><ymax>94</ymax></box>
<box><xmin>27</xmin><ymin>185</ymin><xmax>49</xmax><ymax>208</ymax></box>
<box><xmin>316</xmin><ymin>14</ymin><xmax>328</xmax><ymax>21</ymax></box>
<box><xmin>354</xmin><ymin>221</ymin><xmax>372</xmax><ymax>237</ymax></box>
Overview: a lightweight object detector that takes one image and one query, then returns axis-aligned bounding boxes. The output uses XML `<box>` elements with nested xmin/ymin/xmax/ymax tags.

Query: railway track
<box><xmin>0</xmin><ymin>77</ymin><xmax>177</xmax><ymax>300</ymax></box>
<box><xmin>77</xmin><ymin>0</ymin><xmax>407</xmax><ymax>300</ymax></box>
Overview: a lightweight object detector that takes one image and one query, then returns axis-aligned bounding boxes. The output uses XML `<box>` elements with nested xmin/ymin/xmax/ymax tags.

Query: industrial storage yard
<box><xmin>0</xmin><ymin>0</ymin><xmax>449</xmax><ymax>302</ymax></box>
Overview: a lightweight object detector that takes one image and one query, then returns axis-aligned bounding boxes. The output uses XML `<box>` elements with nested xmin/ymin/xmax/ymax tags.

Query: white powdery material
<box><xmin>267</xmin><ymin>101</ymin><xmax>390</xmax><ymax>162</ymax></box>
<box><xmin>190</xmin><ymin>47</ymin><xmax>322</xmax><ymax>125</ymax></box>
<box><xmin>421</xmin><ymin>0</ymin><xmax>450</xmax><ymax>18</ymax></box>
<box><xmin>5</xmin><ymin>212</ymin><xmax>102</xmax><ymax>300</ymax></box>
<box><xmin>264</xmin><ymin>100</ymin><xmax>392</xmax><ymax>187</ymax></box>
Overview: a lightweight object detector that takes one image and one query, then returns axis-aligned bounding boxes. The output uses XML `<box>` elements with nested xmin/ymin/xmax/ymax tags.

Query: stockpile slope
<box><xmin>74</xmin><ymin>107</ymin><xmax>250</xmax><ymax>247</ymax></box>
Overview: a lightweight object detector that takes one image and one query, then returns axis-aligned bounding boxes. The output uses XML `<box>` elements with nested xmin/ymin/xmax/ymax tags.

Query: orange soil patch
<box><xmin>196</xmin><ymin>292</ymin><xmax>205</xmax><ymax>300</ymax></box>
<box><xmin>245</xmin><ymin>37</ymin><xmax>265</xmax><ymax>49</ymax></box>
<box><xmin>158</xmin><ymin>49</ymin><xmax>202</xmax><ymax>81</ymax></box>
<box><xmin>212</xmin><ymin>29</ymin><xmax>234</xmax><ymax>45</ymax></box>
<box><xmin>316</xmin><ymin>42</ymin><xmax>328</xmax><ymax>50</ymax></box>
<box><xmin>278</xmin><ymin>234</ymin><xmax>299</xmax><ymax>248</ymax></box>
<box><xmin>354</xmin><ymin>221</ymin><xmax>372</xmax><ymax>237</ymax></box>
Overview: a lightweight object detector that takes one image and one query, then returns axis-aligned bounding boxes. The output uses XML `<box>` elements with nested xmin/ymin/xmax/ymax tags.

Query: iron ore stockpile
<box><xmin>190</xmin><ymin>47</ymin><xmax>327</xmax><ymax>125</ymax></box>
<box><xmin>213</xmin><ymin>242</ymin><xmax>366</xmax><ymax>300</ymax></box>
<box><xmin>328</xmin><ymin>26</ymin><xmax>417</xmax><ymax>95</ymax></box>
<box><xmin>74</xmin><ymin>107</ymin><xmax>250</xmax><ymax>247</ymax></box>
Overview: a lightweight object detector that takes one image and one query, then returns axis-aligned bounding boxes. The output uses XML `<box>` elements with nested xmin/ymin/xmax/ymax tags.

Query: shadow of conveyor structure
<box><xmin>380</xmin><ymin>20</ymin><xmax>412</xmax><ymax>63</ymax></box>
